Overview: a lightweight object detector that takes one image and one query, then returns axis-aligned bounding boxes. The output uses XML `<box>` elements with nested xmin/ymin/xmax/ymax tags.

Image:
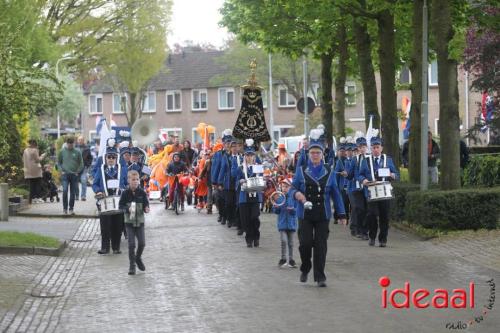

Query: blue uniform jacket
<box><xmin>334</xmin><ymin>157</ymin><xmax>348</xmax><ymax>190</ymax></box>
<box><xmin>273</xmin><ymin>191</ymin><xmax>298</xmax><ymax>231</ymax></box>
<box><xmin>92</xmin><ymin>155</ymin><xmax>127</xmax><ymax>178</ymax></box>
<box><xmin>346</xmin><ymin>155</ymin><xmax>366</xmax><ymax>193</ymax></box>
<box><xmin>218</xmin><ymin>154</ymin><xmax>241</xmax><ymax>190</ymax></box>
<box><xmin>290</xmin><ymin>162</ymin><xmax>346</xmax><ymax>220</ymax></box>
<box><xmin>92</xmin><ymin>163</ymin><xmax>128</xmax><ymax>194</ymax></box>
<box><xmin>231</xmin><ymin>163</ymin><xmax>263</xmax><ymax>204</ymax></box>
<box><xmin>357</xmin><ymin>154</ymin><xmax>399</xmax><ymax>198</ymax></box>
<box><xmin>210</xmin><ymin>150</ymin><xmax>223</xmax><ymax>185</ymax></box>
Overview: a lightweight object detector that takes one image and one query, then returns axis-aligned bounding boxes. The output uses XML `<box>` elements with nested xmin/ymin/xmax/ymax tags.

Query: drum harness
<box><xmin>100</xmin><ymin>162</ymin><xmax>122</xmax><ymax>197</ymax></box>
<box><xmin>368</xmin><ymin>154</ymin><xmax>387</xmax><ymax>183</ymax></box>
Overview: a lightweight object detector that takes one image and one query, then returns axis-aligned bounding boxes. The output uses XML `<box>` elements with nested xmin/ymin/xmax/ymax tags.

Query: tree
<box><xmin>55</xmin><ymin>73</ymin><xmax>86</xmax><ymax>124</ymax></box>
<box><xmin>103</xmin><ymin>0</ymin><xmax>171</xmax><ymax>126</ymax></box>
<box><xmin>430</xmin><ymin>0</ymin><xmax>465</xmax><ymax>190</ymax></box>
<box><xmin>220</xmin><ymin>0</ymin><xmax>354</xmax><ymax>145</ymax></box>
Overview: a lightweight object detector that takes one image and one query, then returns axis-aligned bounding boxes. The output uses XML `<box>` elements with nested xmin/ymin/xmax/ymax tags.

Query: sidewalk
<box><xmin>1</xmin><ymin>187</ymin><xmax>98</xmax><ymax>242</ymax></box>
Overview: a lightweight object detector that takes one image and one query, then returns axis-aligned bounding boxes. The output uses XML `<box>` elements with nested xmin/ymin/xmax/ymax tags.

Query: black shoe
<box><xmin>97</xmin><ymin>249</ymin><xmax>109</xmax><ymax>254</ymax></box>
<box><xmin>217</xmin><ymin>216</ymin><xmax>222</xmax><ymax>222</ymax></box>
<box><xmin>221</xmin><ymin>219</ymin><xmax>226</xmax><ymax>225</ymax></box>
<box><xmin>253</xmin><ymin>240</ymin><xmax>259</xmax><ymax>247</ymax></box>
<box><xmin>278</xmin><ymin>259</ymin><xmax>287</xmax><ymax>267</ymax></box>
<box><xmin>128</xmin><ymin>265</ymin><xmax>136</xmax><ymax>275</ymax></box>
<box><xmin>350</xmin><ymin>230</ymin><xmax>357</xmax><ymax>237</ymax></box>
<box><xmin>237</xmin><ymin>229</ymin><xmax>244</xmax><ymax>236</ymax></box>
<box><xmin>318</xmin><ymin>280</ymin><xmax>327</xmax><ymax>287</ymax></box>
<box><xmin>246</xmin><ymin>242</ymin><xmax>253</xmax><ymax>248</ymax></box>
<box><xmin>136</xmin><ymin>257</ymin><xmax>146</xmax><ymax>271</ymax></box>
<box><xmin>369</xmin><ymin>239</ymin><xmax>375</xmax><ymax>246</ymax></box>
<box><xmin>379</xmin><ymin>242</ymin><xmax>387</xmax><ymax>248</ymax></box>
<box><xmin>362</xmin><ymin>234</ymin><xmax>369</xmax><ymax>240</ymax></box>
<box><xmin>113</xmin><ymin>250</ymin><xmax>122</xmax><ymax>254</ymax></box>
<box><xmin>56</xmin><ymin>197</ymin><xmax>60</xmax><ymax>202</ymax></box>
<box><xmin>288</xmin><ymin>259</ymin><xmax>297</xmax><ymax>268</ymax></box>
<box><xmin>300</xmin><ymin>272</ymin><xmax>308</xmax><ymax>283</ymax></box>
<box><xmin>227</xmin><ymin>222</ymin><xmax>232</xmax><ymax>228</ymax></box>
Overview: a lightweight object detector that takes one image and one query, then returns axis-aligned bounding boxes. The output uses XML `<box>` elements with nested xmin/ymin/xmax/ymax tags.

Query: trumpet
<box><xmin>269</xmin><ymin>190</ymin><xmax>286</xmax><ymax>207</ymax></box>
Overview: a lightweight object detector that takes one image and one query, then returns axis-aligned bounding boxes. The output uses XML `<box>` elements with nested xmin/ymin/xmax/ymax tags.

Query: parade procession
<box><xmin>2</xmin><ymin>1</ymin><xmax>499</xmax><ymax>332</ymax></box>
<box><xmin>84</xmin><ymin>60</ymin><xmax>402</xmax><ymax>285</ymax></box>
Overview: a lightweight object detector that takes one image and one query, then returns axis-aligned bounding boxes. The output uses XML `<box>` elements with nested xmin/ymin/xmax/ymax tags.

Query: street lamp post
<box><xmin>420</xmin><ymin>0</ymin><xmax>429</xmax><ymax>191</ymax></box>
<box><xmin>55</xmin><ymin>56</ymin><xmax>75</xmax><ymax>139</ymax></box>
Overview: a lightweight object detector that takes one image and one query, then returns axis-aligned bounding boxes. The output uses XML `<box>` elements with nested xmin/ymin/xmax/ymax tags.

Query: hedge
<box><xmin>405</xmin><ymin>187</ymin><xmax>500</xmax><ymax>230</ymax></box>
<box><xmin>463</xmin><ymin>154</ymin><xmax>500</xmax><ymax>187</ymax></box>
<box><xmin>390</xmin><ymin>183</ymin><xmax>420</xmax><ymax>222</ymax></box>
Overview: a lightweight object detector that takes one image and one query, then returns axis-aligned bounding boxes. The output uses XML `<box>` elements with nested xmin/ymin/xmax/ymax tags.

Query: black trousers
<box><xmin>223</xmin><ymin>189</ymin><xmax>237</xmax><ymax>225</ymax></box>
<box><xmin>239</xmin><ymin>202</ymin><xmax>260</xmax><ymax>243</ymax></box>
<box><xmin>366</xmin><ymin>200</ymin><xmax>391</xmax><ymax>243</ymax></box>
<box><xmin>349</xmin><ymin>191</ymin><xmax>367</xmax><ymax>235</ymax></box>
<box><xmin>341</xmin><ymin>189</ymin><xmax>350</xmax><ymax>220</ymax></box>
<box><xmin>298</xmin><ymin>219</ymin><xmax>329</xmax><ymax>282</ymax></box>
<box><xmin>99</xmin><ymin>213</ymin><xmax>124</xmax><ymax>251</ymax></box>
<box><xmin>216</xmin><ymin>188</ymin><xmax>226</xmax><ymax>219</ymax></box>
<box><xmin>27</xmin><ymin>178</ymin><xmax>42</xmax><ymax>201</ymax></box>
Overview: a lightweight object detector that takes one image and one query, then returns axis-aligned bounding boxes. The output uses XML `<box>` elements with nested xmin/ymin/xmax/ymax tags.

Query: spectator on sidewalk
<box><xmin>23</xmin><ymin>139</ymin><xmax>46</xmax><ymax>204</ymax></box>
<box><xmin>75</xmin><ymin>136</ymin><xmax>93</xmax><ymax>201</ymax></box>
<box><xmin>58</xmin><ymin>137</ymin><xmax>83</xmax><ymax>215</ymax></box>
<box><xmin>428</xmin><ymin>131</ymin><xmax>440</xmax><ymax>184</ymax></box>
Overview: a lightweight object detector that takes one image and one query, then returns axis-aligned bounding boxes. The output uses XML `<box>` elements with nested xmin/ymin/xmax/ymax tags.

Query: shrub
<box><xmin>463</xmin><ymin>154</ymin><xmax>500</xmax><ymax>187</ymax></box>
<box><xmin>390</xmin><ymin>183</ymin><xmax>420</xmax><ymax>221</ymax></box>
<box><xmin>406</xmin><ymin>187</ymin><xmax>500</xmax><ymax>230</ymax></box>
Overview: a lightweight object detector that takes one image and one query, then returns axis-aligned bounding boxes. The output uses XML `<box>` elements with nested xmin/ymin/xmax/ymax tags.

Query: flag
<box><xmin>96</xmin><ymin>116</ymin><xmax>105</xmax><ymax>135</ymax></box>
<box><xmin>98</xmin><ymin>119</ymin><xmax>111</xmax><ymax>157</ymax></box>
<box><xmin>402</xmin><ymin>97</ymin><xmax>411</xmax><ymax>140</ymax></box>
<box><xmin>480</xmin><ymin>92</ymin><xmax>494</xmax><ymax>133</ymax></box>
<box><xmin>366</xmin><ymin>115</ymin><xmax>374</xmax><ymax>153</ymax></box>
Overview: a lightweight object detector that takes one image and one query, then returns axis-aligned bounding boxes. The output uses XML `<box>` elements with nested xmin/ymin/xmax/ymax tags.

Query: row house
<box><xmin>82</xmin><ymin>50</ymin><xmax>486</xmax><ymax>147</ymax></box>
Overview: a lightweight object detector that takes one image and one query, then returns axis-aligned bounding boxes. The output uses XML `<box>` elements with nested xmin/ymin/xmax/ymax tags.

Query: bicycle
<box><xmin>167</xmin><ymin>173</ymin><xmax>184</xmax><ymax>215</ymax></box>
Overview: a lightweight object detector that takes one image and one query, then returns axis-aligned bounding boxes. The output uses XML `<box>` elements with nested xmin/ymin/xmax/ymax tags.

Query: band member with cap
<box><xmin>333</xmin><ymin>140</ymin><xmax>348</xmax><ymax>224</ymax></box>
<box><xmin>211</xmin><ymin>129</ymin><xmax>233</xmax><ymax>224</ymax></box>
<box><xmin>218</xmin><ymin>138</ymin><xmax>241</xmax><ymax>228</ymax></box>
<box><xmin>290</xmin><ymin>129</ymin><xmax>347</xmax><ymax>287</ymax></box>
<box><xmin>128</xmin><ymin>147</ymin><xmax>147</xmax><ymax>186</ymax></box>
<box><xmin>232</xmin><ymin>139</ymin><xmax>263</xmax><ymax>248</ymax></box>
<box><xmin>346</xmin><ymin>135</ymin><xmax>369</xmax><ymax>239</ymax></box>
<box><xmin>357</xmin><ymin>136</ymin><xmax>399</xmax><ymax>247</ymax></box>
<box><xmin>93</xmin><ymin>141</ymin><xmax>128</xmax><ymax>254</ymax></box>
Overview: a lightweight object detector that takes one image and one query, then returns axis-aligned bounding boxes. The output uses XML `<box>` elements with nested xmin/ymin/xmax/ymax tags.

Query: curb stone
<box><xmin>0</xmin><ymin>240</ymin><xmax>67</xmax><ymax>257</ymax></box>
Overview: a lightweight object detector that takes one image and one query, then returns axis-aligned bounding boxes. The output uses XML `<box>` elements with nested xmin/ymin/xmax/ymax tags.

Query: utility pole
<box><xmin>55</xmin><ymin>56</ymin><xmax>75</xmax><ymax>138</ymax></box>
<box><xmin>268</xmin><ymin>53</ymin><xmax>275</xmax><ymax>148</ymax></box>
<box><xmin>420</xmin><ymin>0</ymin><xmax>429</xmax><ymax>190</ymax></box>
<box><xmin>303</xmin><ymin>55</ymin><xmax>309</xmax><ymax>136</ymax></box>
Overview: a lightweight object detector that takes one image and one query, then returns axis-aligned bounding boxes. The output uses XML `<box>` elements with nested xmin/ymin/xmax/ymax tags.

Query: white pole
<box><xmin>421</xmin><ymin>0</ymin><xmax>429</xmax><ymax>190</ymax></box>
<box><xmin>303</xmin><ymin>55</ymin><xmax>308</xmax><ymax>136</ymax></box>
<box><xmin>464</xmin><ymin>71</ymin><xmax>469</xmax><ymax>146</ymax></box>
<box><xmin>268</xmin><ymin>53</ymin><xmax>275</xmax><ymax>148</ymax></box>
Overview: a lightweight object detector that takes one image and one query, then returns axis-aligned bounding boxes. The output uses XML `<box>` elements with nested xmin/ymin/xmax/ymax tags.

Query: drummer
<box><xmin>232</xmin><ymin>139</ymin><xmax>263</xmax><ymax>248</ymax></box>
<box><xmin>93</xmin><ymin>143</ymin><xmax>128</xmax><ymax>254</ymax></box>
<box><xmin>357</xmin><ymin>136</ymin><xmax>399</xmax><ymax>247</ymax></box>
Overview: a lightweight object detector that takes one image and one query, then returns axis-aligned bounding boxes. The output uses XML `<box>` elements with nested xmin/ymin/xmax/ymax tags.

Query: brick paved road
<box><xmin>1</xmin><ymin>203</ymin><xmax>499</xmax><ymax>333</ymax></box>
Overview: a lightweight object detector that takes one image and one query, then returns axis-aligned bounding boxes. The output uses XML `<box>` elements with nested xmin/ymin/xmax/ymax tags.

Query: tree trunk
<box><xmin>353</xmin><ymin>16</ymin><xmax>380</xmax><ymax>130</ymax></box>
<box><xmin>333</xmin><ymin>23</ymin><xmax>348</xmax><ymax>137</ymax></box>
<box><xmin>377</xmin><ymin>9</ymin><xmax>400</xmax><ymax>167</ymax></box>
<box><xmin>408</xmin><ymin>0</ymin><xmax>423</xmax><ymax>184</ymax></box>
<box><xmin>431</xmin><ymin>0</ymin><xmax>461</xmax><ymax>190</ymax></box>
<box><xmin>128</xmin><ymin>92</ymin><xmax>137</xmax><ymax>127</ymax></box>
<box><xmin>320</xmin><ymin>51</ymin><xmax>334</xmax><ymax>148</ymax></box>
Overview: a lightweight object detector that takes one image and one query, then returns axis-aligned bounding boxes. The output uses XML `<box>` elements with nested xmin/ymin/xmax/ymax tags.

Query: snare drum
<box><xmin>98</xmin><ymin>196</ymin><xmax>121</xmax><ymax>215</ymax></box>
<box><xmin>366</xmin><ymin>181</ymin><xmax>393</xmax><ymax>202</ymax></box>
<box><xmin>241</xmin><ymin>176</ymin><xmax>266</xmax><ymax>192</ymax></box>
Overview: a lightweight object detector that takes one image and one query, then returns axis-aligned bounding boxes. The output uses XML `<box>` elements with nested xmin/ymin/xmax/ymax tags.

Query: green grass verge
<box><xmin>393</xmin><ymin>221</ymin><xmax>499</xmax><ymax>240</ymax></box>
<box><xmin>0</xmin><ymin>231</ymin><xmax>60</xmax><ymax>248</ymax></box>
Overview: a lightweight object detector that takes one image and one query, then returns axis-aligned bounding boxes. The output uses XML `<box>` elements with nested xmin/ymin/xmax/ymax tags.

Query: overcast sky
<box><xmin>168</xmin><ymin>0</ymin><xmax>230</xmax><ymax>48</ymax></box>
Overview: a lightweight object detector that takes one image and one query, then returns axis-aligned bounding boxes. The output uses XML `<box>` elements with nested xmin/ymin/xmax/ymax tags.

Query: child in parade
<box><xmin>119</xmin><ymin>170</ymin><xmax>150</xmax><ymax>275</ymax></box>
<box><xmin>273</xmin><ymin>178</ymin><xmax>298</xmax><ymax>268</ymax></box>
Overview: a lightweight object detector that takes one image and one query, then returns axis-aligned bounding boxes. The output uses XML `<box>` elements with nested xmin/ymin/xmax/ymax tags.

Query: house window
<box><xmin>142</xmin><ymin>91</ymin><xmax>156</xmax><ymax>113</ymax></box>
<box><xmin>113</xmin><ymin>93</ymin><xmax>127</xmax><ymax>113</ymax></box>
<box><xmin>345</xmin><ymin>83</ymin><xmax>356</xmax><ymax>106</ymax></box>
<box><xmin>88</xmin><ymin>130</ymin><xmax>98</xmax><ymax>143</ymax></box>
<box><xmin>429</xmin><ymin>60</ymin><xmax>438</xmax><ymax>86</ymax></box>
<box><xmin>166</xmin><ymin>90</ymin><xmax>182</xmax><ymax>112</ymax></box>
<box><xmin>278</xmin><ymin>86</ymin><xmax>296</xmax><ymax>107</ymax></box>
<box><xmin>192</xmin><ymin>89</ymin><xmax>208</xmax><ymax>111</ymax></box>
<box><xmin>218</xmin><ymin>87</ymin><xmax>235</xmax><ymax>110</ymax></box>
<box><xmin>399</xmin><ymin>66</ymin><xmax>412</xmax><ymax>84</ymax></box>
<box><xmin>89</xmin><ymin>94</ymin><xmax>103</xmax><ymax>114</ymax></box>
<box><xmin>160</xmin><ymin>128</ymin><xmax>183</xmax><ymax>141</ymax></box>
<box><xmin>272</xmin><ymin>125</ymin><xmax>295</xmax><ymax>143</ymax></box>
